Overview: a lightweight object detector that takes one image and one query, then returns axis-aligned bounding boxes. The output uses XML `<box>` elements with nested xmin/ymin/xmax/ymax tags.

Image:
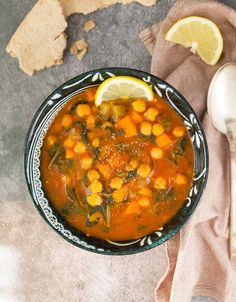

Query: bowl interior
<box><xmin>24</xmin><ymin>68</ymin><xmax>208</xmax><ymax>255</ymax></box>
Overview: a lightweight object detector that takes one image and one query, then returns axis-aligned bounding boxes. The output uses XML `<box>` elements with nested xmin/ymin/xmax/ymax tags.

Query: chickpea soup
<box><xmin>40</xmin><ymin>86</ymin><xmax>194</xmax><ymax>241</ymax></box>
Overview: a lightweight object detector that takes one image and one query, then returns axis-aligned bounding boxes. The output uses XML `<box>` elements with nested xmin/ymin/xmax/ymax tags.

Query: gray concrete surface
<box><xmin>1</xmin><ymin>0</ymin><xmax>236</xmax><ymax>301</ymax></box>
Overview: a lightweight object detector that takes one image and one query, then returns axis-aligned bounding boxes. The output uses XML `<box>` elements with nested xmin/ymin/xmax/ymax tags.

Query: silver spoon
<box><xmin>207</xmin><ymin>62</ymin><xmax>236</xmax><ymax>260</ymax></box>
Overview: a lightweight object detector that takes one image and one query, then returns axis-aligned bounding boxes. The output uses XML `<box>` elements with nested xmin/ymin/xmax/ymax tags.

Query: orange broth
<box><xmin>40</xmin><ymin>86</ymin><xmax>194</xmax><ymax>241</ymax></box>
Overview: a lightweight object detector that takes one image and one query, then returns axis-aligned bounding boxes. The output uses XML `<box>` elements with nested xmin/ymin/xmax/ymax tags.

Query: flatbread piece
<box><xmin>6</xmin><ymin>0</ymin><xmax>67</xmax><ymax>76</ymax></box>
<box><xmin>60</xmin><ymin>0</ymin><xmax>157</xmax><ymax>17</ymax></box>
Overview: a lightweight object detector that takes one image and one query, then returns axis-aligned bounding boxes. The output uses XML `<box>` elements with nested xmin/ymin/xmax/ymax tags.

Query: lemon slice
<box><xmin>165</xmin><ymin>16</ymin><xmax>223</xmax><ymax>65</ymax></box>
<box><xmin>95</xmin><ymin>76</ymin><xmax>154</xmax><ymax>106</ymax></box>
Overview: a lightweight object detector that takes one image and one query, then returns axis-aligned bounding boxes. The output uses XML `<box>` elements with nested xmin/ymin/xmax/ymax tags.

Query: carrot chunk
<box><xmin>156</xmin><ymin>133</ymin><xmax>172</xmax><ymax>147</ymax></box>
<box><xmin>115</xmin><ymin>115</ymin><xmax>137</xmax><ymax>137</ymax></box>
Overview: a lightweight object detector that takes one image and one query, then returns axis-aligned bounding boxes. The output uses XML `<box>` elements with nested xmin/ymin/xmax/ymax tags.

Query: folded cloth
<box><xmin>139</xmin><ymin>0</ymin><xmax>236</xmax><ymax>301</ymax></box>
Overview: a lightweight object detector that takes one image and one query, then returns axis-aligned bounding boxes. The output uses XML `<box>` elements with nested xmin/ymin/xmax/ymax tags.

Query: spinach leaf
<box><xmin>138</xmin><ymin>133</ymin><xmax>156</xmax><ymax>143</ymax></box>
<box><xmin>88</xmin><ymin>205</ymin><xmax>102</xmax><ymax>215</ymax></box>
<box><xmin>125</xmin><ymin>170</ymin><xmax>137</xmax><ymax>181</ymax></box>
<box><xmin>92</xmin><ymin>147</ymin><xmax>100</xmax><ymax>161</ymax></box>
<box><xmin>170</xmin><ymin>137</ymin><xmax>186</xmax><ymax>163</ymax></box>
<box><xmin>95</xmin><ymin>120</ymin><xmax>103</xmax><ymax>128</ymax></box>
<box><xmin>102</xmin><ymin>188</ymin><xmax>115</xmax><ymax>195</ymax></box>
<box><xmin>85</xmin><ymin>217</ymin><xmax>100</xmax><ymax>227</ymax></box>
<box><xmin>174</xmin><ymin>137</ymin><xmax>186</xmax><ymax>156</ymax></box>
<box><xmin>56</xmin><ymin>158</ymin><xmax>74</xmax><ymax>174</ymax></box>
<box><xmin>116</xmin><ymin>128</ymin><xmax>125</xmax><ymax>136</ymax></box>
<box><xmin>66</xmin><ymin>186</ymin><xmax>78</xmax><ymax>203</ymax></box>
<box><xmin>153</xmin><ymin>188</ymin><xmax>174</xmax><ymax>203</ymax></box>
<box><xmin>81</xmin><ymin>173</ymin><xmax>89</xmax><ymax>187</ymax></box>
<box><xmin>103</xmin><ymin>194</ymin><xmax>115</xmax><ymax>204</ymax></box>
<box><xmin>98</xmin><ymin>204</ymin><xmax>111</xmax><ymax>229</ymax></box>
<box><xmin>80</xmin><ymin>123</ymin><xmax>89</xmax><ymax>144</ymax></box>
<box><xmin>61</xmin><ymin>200</ymin><xmax>87</xmax><ymax>217</ymax></box>
<box><xmin>86</xmin><ymin>203</ymin><xmax>111</xmax><ymax>228</ymax></box>
<box><xmin>105</xmin><ymin>127</ymin><xmax>116</xmax><ymax>139</ymax></box>
<box><xmin>74</xmin><ymin>121</ymin><xmax>89</xmax><ymax>144</ymax></box>
<box><xmin>105</xmin><ymin>205</ymin><xmax>111</xmax><ymax>228</ymax></box>
<box><xmin>115</xmin><ymin>170</ymin><xmax>137</xmax><ymax>182</ymax></box>
<box><xmin>158</xmin><ymin>115</ymin><xmax>172</xmax><ymax>130</ymax></box>
<box><xmin>48</xmin><ymin>142</ymin><xmax>64</xmax><ymax>170</ymax></box>
<box><xmin>48</xmin><ymin>142</ymin><xmax>74</xmax><ymax>173</ymax></box>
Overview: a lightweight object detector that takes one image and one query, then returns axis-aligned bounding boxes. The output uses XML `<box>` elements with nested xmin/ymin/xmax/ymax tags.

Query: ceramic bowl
<box><xmin>24</xmin><ymin>67</ymin><xmax>208</xmax><ymax>255</ymax></box>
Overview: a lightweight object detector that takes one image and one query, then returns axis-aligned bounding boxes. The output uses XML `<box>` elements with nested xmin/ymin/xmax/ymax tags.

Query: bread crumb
<box><xmin>84</xmin><ymin>20</ymin><xmax>96</xmax><ymax>32</ymax></box>
<box><xmin>70</xmin><ymin>43</ymin><xmax>78</xmax><ymax>55</ymax></box>
<box><xmin>77</xmin><ymin>48</ymin><xmax>87</xmax><ymax>61</ymax></box>
<box><xmin>70</xmin><ymin>38</ymin><xmax>88</xmax><ymax>61</ymax></box>
<box><xmin>75</xmin><ymin>39</ymin><xmax>88</xmax><ymax>50</ymax></box>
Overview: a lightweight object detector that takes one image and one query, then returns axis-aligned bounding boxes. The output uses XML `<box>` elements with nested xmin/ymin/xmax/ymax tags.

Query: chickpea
<box><xmin>76</xmin><ymin>104</ymin><xmax>91</xmax><ymax>117</ymax></box>
<box><xmin>90</xmin><ymin>179</ymin><xmax>103</xmax><ymax>193</ymax></box>
<box><xmin>110</xmin><ymin>177</ymin><xmax>123</xmax><ymax>189</ymax></box>
<box><xmin>87</xmin><ymin>169</ymin><xmax>100</xmax><ymax>182</ymax></box>
<box><xmin>92</xmin><ymin>137</ymin><xmax>100</xmax><ymax>148</ymax></box>
<box><xmin>81</xmin><ymin>156</ymin><xmax>93</xmax><ymax>170</ymax></box>
<box><xmin>137</xmin><ymin>164</ymin><xmax>151</xmax><ymax>178</ymax></box>
<box><xmin>47</xmin><ymin>135</ymin><xmax>57</xmax><ymax>146</ymax></box>
<box><xmin>152</xmin><ymin>123</ymin><xmax>164</xmax><ymax>136</ymax></box>
<box><xmin>126</xmin><ymin>159</ymin><xmax>139</xmax><ymax>171</ymax></box>
<box><xmin>138</xmin><ymin>196</ymin><xmax>150</xmax><ymax>207</ymax></box>
<box><xmin>97</xmin><ymin>164</ymin><xmax>112</xmax><ymax>179</ymax></box>
<box><xmin>144</xmin><ymin>107</ymin><xmax>159</xmax><ymax>122</ymax></box>
<box><xmin>154</xmin><ymin>177</ymin><xmax>167</xmax><ymax>189</ymax></box>
<box><xmin>112</xmin><ymin>187</ymin><xmax>128</xmax><ymax>203</ymax></box>
<box><xmin>175</xmin><ymin>173</ymin><xmax>187</xmax><ymax>185</ymax></box>
<box><xmin>173</xmin><ymin>126</ymin><xmax>185</xmax><ymax>137</ymax></box>
<box><xmin>140</xmin><ymin>122</ymin><xmax>152</xmax><ymax>136</ymax></box>
<box><xmin>87</xmin><ymin>193</ymin><xmax>102</xmax><ymax>207</ymax></box>
<box><xmin>86</xmin><ymin>115</ymin><xmax>95</xmax><ymax>129</ymax></box>
<box><xmin>150</xmin><ymin>147</ymin><xmax>163</xmax><ymax>159</ymax></box>
<box><xmin>64</xmin><ymin>137</ymin><xmax>75</xmax><ymax>148</ymax></box>
<box><xmin>138</xmin><ymin>187</ymin><xmax>152</xmax><ymax>197</ymax></box>
<box><xmin>61</xmin><ymin>114</ymin><xmax>73</xmax><ymax>128</ymax></box>
<box><xmin>132</xmin><ymin>99</ymin><xmax>146</xmax><ymax>112</ymax></box>
<box><xmin>74</xmin><ymin>141</ymin><xmax>86</xmax><ymax>154</ymax></box>
<box><xmin>102</xmin><ymin>121</ymin><xmax>113</xmax><ymax>129</ymax></box>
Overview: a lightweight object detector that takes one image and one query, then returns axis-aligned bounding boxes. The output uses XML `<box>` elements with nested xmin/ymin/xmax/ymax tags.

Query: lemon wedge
<box><xmin>165</xmin><ymin>16</ymin><xmax>223</xmax><ymax>65</ymax></box>
<box><xmin>95</xmin><ymin>76</ymin><xmax>154</xmax><ymax>106</ymax></box>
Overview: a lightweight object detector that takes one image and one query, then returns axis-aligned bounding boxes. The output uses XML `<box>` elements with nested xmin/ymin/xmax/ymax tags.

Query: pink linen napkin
<box><xmin>139</xmin><ymin>0</ymin><xmax>236</xmax><ymax>301</ymax></box>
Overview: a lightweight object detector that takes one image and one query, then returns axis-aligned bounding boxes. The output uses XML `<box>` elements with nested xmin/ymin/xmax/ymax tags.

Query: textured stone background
<box><xmin>1</xmin><ymin>0</ymin><xmax>236</xmax><ymax>301</ymax></box>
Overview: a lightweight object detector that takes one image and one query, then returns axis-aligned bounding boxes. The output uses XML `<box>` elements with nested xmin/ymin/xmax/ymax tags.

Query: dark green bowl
<box><xmin>24</xmin><ymin>67</ymin><xmax>208</xmax><ymax>255</ymax></box>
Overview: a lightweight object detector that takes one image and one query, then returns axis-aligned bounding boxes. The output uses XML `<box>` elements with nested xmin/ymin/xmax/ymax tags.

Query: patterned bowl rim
<box><xmin>24</xmin><ymin>67</ymin><xmax>209</xmax><ymax>255</ymax></box>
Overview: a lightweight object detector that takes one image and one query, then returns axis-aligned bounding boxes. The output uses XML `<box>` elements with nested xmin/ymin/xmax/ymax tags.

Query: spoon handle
<box><xmin>229</xmin><ymin>139</ymin><xmax>236</xmax><ymax>260</ymax></box>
